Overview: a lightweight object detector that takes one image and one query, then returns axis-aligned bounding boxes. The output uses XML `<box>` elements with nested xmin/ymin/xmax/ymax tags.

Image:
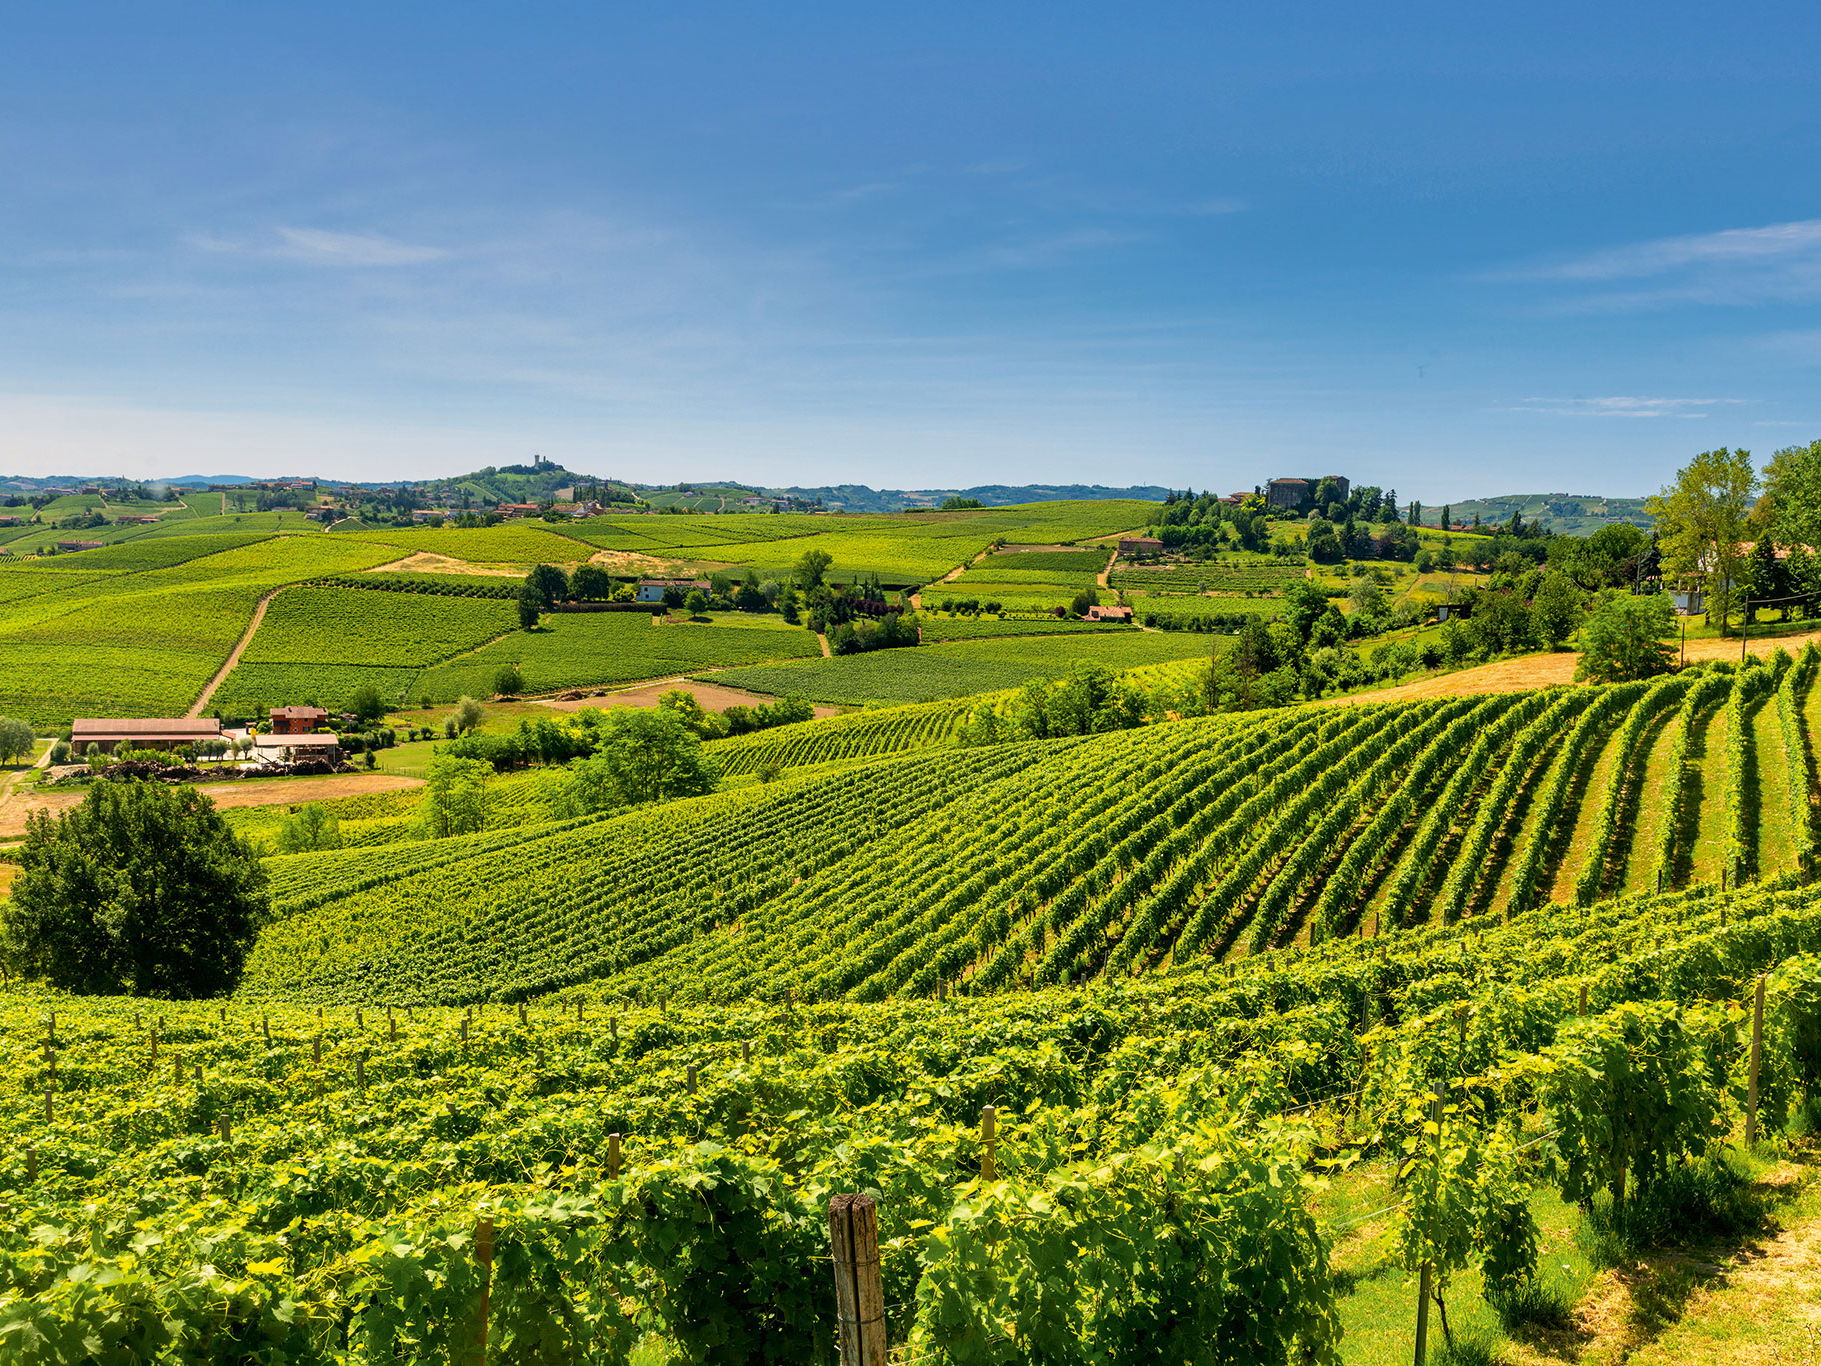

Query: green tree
<box><xmin>1531</xmin><ymin>571</ymin><xmax>1585</xmax><ymax>648</ymax></box>
<box><xmin>684</xmin><ymin>587</ymin><xmax>710</xmax><ymax>616</ymax></box>
<box><xmin>419</xmin><ymin>755</ymin><xmax>494</xmax><ymax>838</ymax></box>
<box><xmin>276</xmin><ymin>803</ymin><xmax>343</xmax><ymax>853</ymax></box>
<box><xmin>1764</xmin><ymin>437</ymin><xmax>1821</xmax><ymax>552</ymax></box>
<box><xmin>553</xmin><ymin>707</ymin><xmax>717</xmax><ymax>815</ymax></box>
<box><xmin>517</xmin><ymin>578</ymin><xmax>544</xmax><ymax>630</ymax></box>
<box><xmin>527</xmin><ymin>562</ymin><xmax>570</xmax><ymax>606</ymax></box>
<box><xmin>1647</xmin><ymin>448</ymin><xmax>1757</xmax><ymax>634</ymax></box>
<box><xmin>1744</xmin><ymin>534</ymin><xmax>1793</xmax><ymax>619</ymax></box>
<box><xmin>347</xmin><ymin>683</ymin><xmax>387</xmax><ymax>726</ymax></box>
<box><xmin>452</xmin><ymin>695</ymin><xmax>487</xmax><ymax>734</ymax></box>
<box><xmin>2</xmin><ymin>781</ymin><xmax>268</xmax><ymax>996</ymax></box>
<box><xmin>494</xmin><ymin>663</ymin><xmax>526</xmax><ymax>696</ymax></box>
<box><xmin>793</xmin><ymin>548</ymin><xmax>833</xmax><ymax>591</ymax></box>
<box><xmin>570</xmin><ymin>563</ymin><xmax>613</xmax><ymax>601</ymax></box>
<box><xmin>1574</xmin><ymin>593</ymin><xmax>1675</xmax><ymax>683</ymax></box>
<box><xmin>0</xmin><ymin>715</ymin><xmax>34</xmax><ymax>764</ymax></box>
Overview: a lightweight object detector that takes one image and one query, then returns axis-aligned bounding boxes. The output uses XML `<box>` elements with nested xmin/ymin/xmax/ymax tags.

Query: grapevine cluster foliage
<box><xmin>4</xmin><ymin>877</ymin><xmax>1821</xmax><ymax>1361</ymax></box>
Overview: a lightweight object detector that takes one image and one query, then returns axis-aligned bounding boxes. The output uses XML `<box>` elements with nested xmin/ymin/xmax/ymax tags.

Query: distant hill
<box><xmin>761</xmin><ymin>482</ymin><xmax>1172</xmax><ymax>512</ymax></box>
<box><xmin>0</xmin><ymin>466</ymin><xmax>1161</xmax><ymax>511</ymax></box>
<box><xmin>1437</xmin><ymin>492</ymin><xmax>1652</xmax><ymax>536</ymax></box>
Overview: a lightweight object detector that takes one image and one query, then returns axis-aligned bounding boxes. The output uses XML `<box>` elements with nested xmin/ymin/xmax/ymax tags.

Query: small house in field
<box><xmin>635</xmin><ymin>578</ymin><xmax>711</xmax><ymax>604</ymax></box>
<box><xmin>71</xmin><ymin>717</ymin><xmax>223</xmax><ymax>755</ymax></box>
<box><xmin>1118</xmin><ymin>536</ymin><xmax>1164</xmax><ymax>557</ymax></box>
<box><xmin>269</xmin><ymin>705</ymin><xmax>330</xmax><ymax>736</ymax></box>
<box><xmin>1085</xmin><ymin>604</ymin><xmax>1134</xmax><ymax>622</ymax></box>
<box><xmin>1671</xmin><ymin>589</ymin><xmax>1705</xmax><ymax>615</ymax></box>
<box><xmin>496</xmin><ymin>502</ymin><xmax>541</xmax><ymax>518</ymax></box>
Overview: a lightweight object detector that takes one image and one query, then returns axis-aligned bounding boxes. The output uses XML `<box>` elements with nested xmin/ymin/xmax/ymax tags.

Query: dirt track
<box><xmin>533</xmin><ymin>678</ymin><xmax>840</xmax><ymax>717</ymax></box>
<box><xmin>1326</xmin><ymin>626</ymin><xmax>1821</xmax><ymax>706</ymax></box>
<box><xmin>0</xmin><ymin>772</ymin><xmax>421</xmax><ymax>839</ymax></box>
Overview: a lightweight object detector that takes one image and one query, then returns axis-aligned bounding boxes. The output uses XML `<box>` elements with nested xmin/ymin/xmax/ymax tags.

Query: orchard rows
<box><xmin>250</xmin><ymin>648</ymin><xmax>1821</xmax><ymax>1007</ymax></box>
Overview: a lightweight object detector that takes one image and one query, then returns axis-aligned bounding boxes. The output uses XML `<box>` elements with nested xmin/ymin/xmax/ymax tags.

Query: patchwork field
<box><xmin>703</xmin><ymin>631</ymin><xmax>1224</xmax><ymax>705</ymax></box>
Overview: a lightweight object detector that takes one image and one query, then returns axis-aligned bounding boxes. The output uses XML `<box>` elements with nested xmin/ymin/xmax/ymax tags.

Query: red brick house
<box><xmin>269</xmin><ymin>705</ymin><xmax>330</xmax><ymax>735</ymax></box>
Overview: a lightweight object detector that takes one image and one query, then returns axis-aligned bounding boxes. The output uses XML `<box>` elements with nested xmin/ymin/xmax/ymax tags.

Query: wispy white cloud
<box><xmin>189</xmin><ymin>226</ymin><xmax>451</xmax><ymax>267</ymax></box>
<box><xmin>972</xmin><ymin>227</ymin><xmax>1147</xmax><ymax>270</ymax></box>
<box><xmin>1186</xmin><ymin>196</ymin><xmax>1249</xmax><ymax>216</ymax></box>
<box><xmin>1529</xmin><ymin>219</ymin><xmax>1821</xmax><ymax>281</ymax></box>
<box><xmin>1508</xmin><ymin>219</ymin><xmax>1821</xmax><ymax>311</ymax></box>
<box><xmin>1503</xmin><ymin>396</ymin><xmax>1742</xmax><ymax>419</ymax></box>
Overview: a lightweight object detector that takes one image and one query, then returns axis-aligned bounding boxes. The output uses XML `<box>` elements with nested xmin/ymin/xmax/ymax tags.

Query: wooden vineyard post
<box><xmin>1578</xmin><ymin>984</ymin><xmax>1589</xmax><ymax>1016</ymax></box>
<box><xmin>980</xmin><ymin>1106</ymin><xmax>998</xmax><ymax>1180</ymax></box>
<box><xmin>25</xmin><ymin>1147</ymin><xmax>36</xmax><ymax>1183</ymax></box>
<box><xmin>1413</xmin><ymin>1092</ymin><xmax>1443</xmax><ymax>1366</ymax></box>
<box><xmin>687</xmin><ymin>1063</ymin><xmax>698</xmax><ymax>1097</ymax></box>
<box><xmin>1746</xmin><ymin>975</ymin><xmax>1767</xmax><ymax>1147</ymax></box>
<box><xmin>472</xmin><ymin>1217</ymin><xmax>495</xmax><ymax>1366</ymax></box>
<box><xmin>741</xmin><ymin>1039</ymin><xmax>752</xmax><ymax>1065</ymax></box>
<box><xmin>518</xmin><ymin>1003</ymin><xmax>527</xmax><ymax>1026</ymax></box>
<box><xmin>43</xmin><ymin>1088</ymin><xmax>53</xmax><ymax>1123</ymax></box>
<box><xmin>576</xmin><ymin>1000</ymin><xmax>583</xmax><ymax>1023</ymax></box>
<box><xmin>608</xmin><ymin>1133</ymin><xmax>622</xmax><ymax>1179</ymax></box>
<box><xmin>388</xmin><ymin>1007</ymin><xmax>397</xmax><ymax>1043</ymax></box>
<box><xmin>313</xmin><ymin>1034</ymin><xmax>323</xmax><ymax>1065</ymax></box>
<box><xmin>827</xmin><ymin>1193</ymin><xmax>887</xmax><ymax>1366</ymax></box>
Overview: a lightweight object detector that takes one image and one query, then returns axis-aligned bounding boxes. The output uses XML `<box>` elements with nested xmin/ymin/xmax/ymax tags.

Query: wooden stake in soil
<box><xmin>980</xmin><ymin>1106</ymin><xmax>998</xmax><ymax>1180</ymax></box>
<box><xmin>741</xmin><ymin>1039</ymin><xmax>752</xmax><ymax>1065</ymax></box>
<box><xmin>1746</xmin><ymin>975</ymin><xmax>1767</xmax><ymax>1146</ymax></box>
<box><xmin>473</xmin><ymin>1217</ymin><xmax>494</xmax><ymax>1366</ymax></box>
<box><xmin>608</xmin><ymin>1132</ymin><xmax>622</xmax><ymax>1179</ymax></box>
<box><xmin>1413</xmin><ymin>1092</ymin><xmax>1444</xmax><ymax>1366</ymax></box>
<box><xmin>1578</xmin><ymin>984</ymin><xmax>1589</xmax><ymax>1016</ymax></box>
<box><xmin>827</xmin><ymin>1193</ymin><xmax>888</xmax><ymax>1366</ymax></box>
<box><xmin>388</xmin><ymin>1007</ymin><xmax>397</xmax><ymax>1043</ymax></box>
<box><xmin>686</xmin><ymin>1062</ymin><xmax>698</xmax><ymax>1096</ymax></box>
<box><xmin>25</xmin><ymin>1147</ymin><xmax>36</xmax><ymax>1183</ymax></box>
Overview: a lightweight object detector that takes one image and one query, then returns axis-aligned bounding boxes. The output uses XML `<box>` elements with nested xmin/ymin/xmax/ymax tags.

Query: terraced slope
<box><xmin>243</xmin><ymin>651</ymin><xmax>1821</xmax><ymax>1005</ymax></box>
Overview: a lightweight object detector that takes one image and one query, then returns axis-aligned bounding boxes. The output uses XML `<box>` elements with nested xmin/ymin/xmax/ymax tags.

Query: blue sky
<box><xmin>4</xmin><ymin>2</ymin><xmax>1820</xmax><ymax>498</ymax></box>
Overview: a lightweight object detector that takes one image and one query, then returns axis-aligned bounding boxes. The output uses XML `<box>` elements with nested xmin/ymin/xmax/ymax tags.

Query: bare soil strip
<box><xmin>0</xmin><ymin>772</ymin><xmax>421</xmax><ymax>839</ymax></box>
<box><xmin>531</xmin><ymin>678</ymin><xmax>839</xmax><ymax>717</ymax></box>
<box><xmin>189</xmin><ymin>586</ymin><xmax>283</xmax><ymax>716</ymax></box>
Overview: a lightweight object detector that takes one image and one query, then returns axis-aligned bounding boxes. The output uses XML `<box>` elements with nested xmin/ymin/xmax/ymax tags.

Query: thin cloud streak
<box><xmin>1528</xmin><ymin>219</ymin><xmax>1821</xmax><ymax>281</ymax></box>
<box><xmin>1503</xmin><ymin>396</ymin><xmax>1742</xmax><ymax>418</ymax></box>
<box><xmin>188</xmin><ymin>226</ymin><xmax>452</xmax><ymax>267</ymax></box>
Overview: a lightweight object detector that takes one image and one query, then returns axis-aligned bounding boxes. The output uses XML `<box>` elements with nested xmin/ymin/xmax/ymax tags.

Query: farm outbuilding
<box><xmin>70</xmin><ymin>717</ymin><xmax>223</xmax><ymax>755</ymax></box>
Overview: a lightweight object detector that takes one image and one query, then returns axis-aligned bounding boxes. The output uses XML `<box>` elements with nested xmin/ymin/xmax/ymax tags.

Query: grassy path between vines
<box><xmin>1684</xmin><ymin>705</ymin><xmax>1728</xmax><ymax>887</ymax></box>
<box><xmin>1751</xmin><ymin>692</ymin><xmax>1796</xmax><ymax>881</ymax></box>
<box><xmin>1329</xmin><ymin>1140</ymin><xmax>1821</xmax><ymax>1365</ymax></box>
<box><xmin>1529</xmin><ymin>721</ymin><xmax>1631</xmax><ymax>914</ymax></box>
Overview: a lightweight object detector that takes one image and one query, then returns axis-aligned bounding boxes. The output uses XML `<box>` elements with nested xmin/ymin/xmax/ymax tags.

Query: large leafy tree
<box><xmin>1764</xmin><ymin>438</ymin><xmax>1821</xmax><ymax>551</ymax></box>
<box><xmin>1574</xmin><ymin>592</ymin><xmax>1675</xmax><ymax>683</ymax></box>
<box><xmin>0</xmin><ymin>715</ymin><xmax>34</xmax><ymax>764</ymax></box>
<box><xmin>554</xmin><ymin>707</ymin><xmax>717</xmax><ymax>815</ymax></box>
<box><xmin>3</xmin><ymin>780</ymin><xmax>268</xmax><ymax>996</ymax></box>
<box><xmin>419</xmin><ymin>754</ymin><xmax>494</xmax><ymax>837</ymax></box>
<box><xmin>1646</xmin><ymin>448</ymin><xmax>1757</xmax><ymax>633</ymax></box>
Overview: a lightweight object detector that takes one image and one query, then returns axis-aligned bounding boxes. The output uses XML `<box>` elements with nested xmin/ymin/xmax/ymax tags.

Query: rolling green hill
<box><xmin>240</xmin><ymin>648</ymin><xmax>1818</xmax><ymax>1006</ymax></box>
<box><xmin>1439</xmin><ymin>491</ymin><xmax>1652</xmax><ymax>534</ymax></box>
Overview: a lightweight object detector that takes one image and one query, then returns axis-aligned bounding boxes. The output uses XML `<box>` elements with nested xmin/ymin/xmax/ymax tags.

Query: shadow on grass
<box><xmin>1502</xmin><ymin>1145</ymin><xmax>1813</xmax><ymax>1363</ymax></box>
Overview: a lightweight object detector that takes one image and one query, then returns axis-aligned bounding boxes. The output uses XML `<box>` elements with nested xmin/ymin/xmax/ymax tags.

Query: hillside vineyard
<box><xmin>243</xmin><ymin>650</ymin><xmax>1821</xmax><ymax>1006</ymax></box>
